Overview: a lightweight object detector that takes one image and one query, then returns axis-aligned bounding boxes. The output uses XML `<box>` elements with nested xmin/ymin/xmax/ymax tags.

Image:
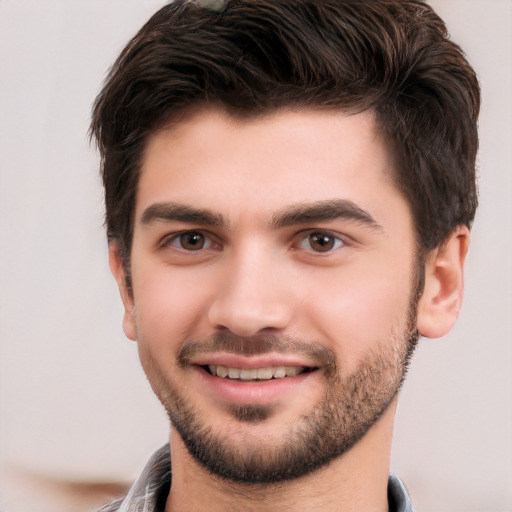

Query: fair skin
<box><xmin>110</xmin><ymin>108</ymin><xmax>469</xmax><ymax>511</ymax></box>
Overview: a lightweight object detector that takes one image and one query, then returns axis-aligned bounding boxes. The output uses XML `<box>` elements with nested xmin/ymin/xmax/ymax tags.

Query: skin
<box><xmin>110</xmin><ymin>108</ymin><xmax>469</xmax><ymax>511</ymax></box>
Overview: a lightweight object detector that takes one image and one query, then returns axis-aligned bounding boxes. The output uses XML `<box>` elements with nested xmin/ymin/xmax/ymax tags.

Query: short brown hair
<box><xmin>90</xmin><ymin>0</ymin><xmax>480</xmax><ymax>257</ymax></box>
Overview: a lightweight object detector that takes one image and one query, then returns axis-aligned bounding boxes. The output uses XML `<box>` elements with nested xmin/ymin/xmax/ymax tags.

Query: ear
<box><xmin>108</xmin><ymin>242</ymin><xmax>137</xmax><ymax>341</ymax></box>
<box><xmin>417</xmin><ymin>225</ymin><xmax>470</xmax><ymax>339</ymax></box>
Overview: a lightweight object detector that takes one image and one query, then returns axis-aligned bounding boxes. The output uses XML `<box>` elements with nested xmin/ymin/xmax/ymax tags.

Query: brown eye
<box><xmin>180</xmin><ymin>232</ymin><xmax>205</xmax><ymax>250</ymax></box>
<box><xmin>166</xmin><ymin>231</ymin><xmax>212</xmax><ymax>251</ymax></box>
<box><xmin>300</xmin><ymin>232</ymin><xmax>343</xmax><ymax>253</ymax></box>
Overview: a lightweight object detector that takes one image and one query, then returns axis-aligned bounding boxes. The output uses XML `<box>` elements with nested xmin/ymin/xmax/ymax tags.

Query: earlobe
<box><xmin>417</xmin><ymin>226</ymin><xmax>470</xmax><ymax>339</ymax></box>
<box><xmin>108</xmin><ymin>242</ymin><xmax>137</xmax><ymax>341</ymax></box>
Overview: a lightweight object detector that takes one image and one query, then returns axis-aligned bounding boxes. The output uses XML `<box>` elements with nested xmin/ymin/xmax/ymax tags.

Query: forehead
<box><xmin>136</xmin><ymin>107</ymin><xmax>406</xmax><ymax>226</ymax></box>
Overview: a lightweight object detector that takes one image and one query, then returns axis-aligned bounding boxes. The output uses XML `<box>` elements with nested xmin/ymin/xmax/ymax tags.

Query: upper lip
<box><xmin>191</xmin><ymin>352</ymin><xmax>319</xmax><ymax>370</ymax></box>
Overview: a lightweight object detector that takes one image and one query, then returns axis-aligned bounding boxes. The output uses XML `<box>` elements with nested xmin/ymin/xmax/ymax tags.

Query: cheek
<box><xmin>131</xmin><ymin>264</ymin><xmax>214</xmax><ymax>353</ymax></box>
<box><xmin>305</xmin><ymin>262</ymin><xmax>415</xmax><ymax>363</ymax></box>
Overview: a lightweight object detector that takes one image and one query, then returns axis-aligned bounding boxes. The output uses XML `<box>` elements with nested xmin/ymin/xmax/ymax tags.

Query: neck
<box><xmin>165</xmin><ymin>400</ymin><xmax>397</xmax><ymax>512</ymax></box>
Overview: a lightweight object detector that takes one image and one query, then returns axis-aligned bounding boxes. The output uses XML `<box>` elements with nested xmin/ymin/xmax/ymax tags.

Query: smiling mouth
<box><xmin>204</xmin><ymin>365</ymin><xmax>316</xmax><ymax>381</ymax></box>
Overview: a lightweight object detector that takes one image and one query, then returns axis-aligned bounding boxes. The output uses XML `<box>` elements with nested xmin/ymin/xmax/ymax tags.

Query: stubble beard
<box><xmin>138</xmin><ymin>301</ymin><xmax>419</xmax><ymax>484</ymax></box>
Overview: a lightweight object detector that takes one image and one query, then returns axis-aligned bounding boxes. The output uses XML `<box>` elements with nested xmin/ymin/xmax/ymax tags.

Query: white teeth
<box><xmin>257</xmin><ymin>367</ymin><xmax>273</xmax><ymax>380</ymax></box>
<box><xmin>228</xmin><ymin>367</ymin><xmax>240</xmax><ymax>379</ymax></box>
<box><xmin>207</xmin><ymin>365</ymin><xmax>306</xmax><ymax>380</ymax></box>
<box><xmin>273</xmin><ymin>367</ymin><xmax>286</xmax><ymax>379</ymax></box>
<box><xmin>240</xmin><ymin>368</ymin><xmax>258</xmax><ymax>380</ymax></box>
<box><xmin>216</xmin><ymin>365</ymin><xmax>228</xmax><ymax>378</ymax></box>
<box><xmin>284</xmin><ymin>366</ymin><xmax>300</xmax><ymax>377</ymax></box>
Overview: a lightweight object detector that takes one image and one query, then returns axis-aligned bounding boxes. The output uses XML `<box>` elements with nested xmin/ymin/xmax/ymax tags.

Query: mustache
<box><xmin>177</xmin><ymin>332</ymin><xmax>335</xmax><ymax>368</ymax></box>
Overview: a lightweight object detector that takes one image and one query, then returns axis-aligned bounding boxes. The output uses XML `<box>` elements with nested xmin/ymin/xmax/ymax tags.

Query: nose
<box><xmin>207</xmin><ymin>245</ymin><xmax>293</xmax><ymax>337</ymax></box>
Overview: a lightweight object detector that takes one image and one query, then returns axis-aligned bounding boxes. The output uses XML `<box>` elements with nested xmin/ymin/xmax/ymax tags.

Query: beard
<box><xmin>138</xmin><ymin>298</ymin><xmax>419</xmax><ymax>484</ymax></box>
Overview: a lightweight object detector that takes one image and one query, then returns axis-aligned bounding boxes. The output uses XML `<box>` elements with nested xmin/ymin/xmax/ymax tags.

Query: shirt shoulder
<box><xmin>97</xmin><ymin>445</ymin><xmax>171</xmax><ymax>512</ymax></box>
<box><xmin>388</xmin><ymin>474</ymin><xmax>415</xmax><ymax>512</ymax></box>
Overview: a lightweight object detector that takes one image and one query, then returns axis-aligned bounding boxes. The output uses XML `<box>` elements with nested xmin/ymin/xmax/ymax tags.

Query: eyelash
<box><xmin>161</xmin><ymin>229</ymin><xmax>347</xmax><ymax>255</ymax></box>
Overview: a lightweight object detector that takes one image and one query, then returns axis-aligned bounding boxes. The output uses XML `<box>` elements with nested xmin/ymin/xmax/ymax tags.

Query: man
<box><xmin>90</xmin><ymin>0</ymin><xmax>480</xmax><ymax>510</ymax></box>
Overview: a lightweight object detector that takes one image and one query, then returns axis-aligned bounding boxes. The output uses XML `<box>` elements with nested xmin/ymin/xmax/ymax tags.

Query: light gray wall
<box><xmin>0</xmin><ymin>1</ymin><xmax>510</xmax><ymax>510</ymax></box>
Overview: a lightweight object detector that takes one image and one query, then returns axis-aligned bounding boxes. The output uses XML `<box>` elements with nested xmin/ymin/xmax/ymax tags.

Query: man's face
<box><xmin>117</xmin><ymin>108</ymin><xmax>421</xmax><ymax>482</ymax></box>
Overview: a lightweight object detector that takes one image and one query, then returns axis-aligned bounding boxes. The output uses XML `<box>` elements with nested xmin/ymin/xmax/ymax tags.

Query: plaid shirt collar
<box><xmin>99</xmin><ymin>445</ymin><xmax>170</xmax><ymax>512</ymax></box>
<box><xmin>100</xmin><ymin>445</ymin><xmax>414</xmax><ymax>512</ymax></box>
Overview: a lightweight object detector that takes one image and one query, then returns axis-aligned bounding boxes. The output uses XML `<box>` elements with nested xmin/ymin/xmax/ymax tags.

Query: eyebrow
<box><xmin>141</xmin><ymin>202</ymin><xmax>226</xmax><ymax>227</ymax></box>
<box><xmin>140</xmin><ymin>199</ymin><xmax>383</xmax><ymax>232</ymax></box>
<box><xmin>270</xmin><ymin>199</ymin><xmax>384</xmax><ymax>231</ymax></box>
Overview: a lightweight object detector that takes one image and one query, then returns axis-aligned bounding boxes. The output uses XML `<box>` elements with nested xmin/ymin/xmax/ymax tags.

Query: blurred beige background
<box><xmin>0</xmin><ymin>1</ymin><xmax>510</xmax><ymax>511</ymax></box>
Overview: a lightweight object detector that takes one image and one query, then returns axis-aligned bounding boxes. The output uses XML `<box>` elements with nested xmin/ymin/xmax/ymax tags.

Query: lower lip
<box><xmin>195</xmin><ymin>366</ymin><xmax>318</xmax><ymax>405</ymax></box>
